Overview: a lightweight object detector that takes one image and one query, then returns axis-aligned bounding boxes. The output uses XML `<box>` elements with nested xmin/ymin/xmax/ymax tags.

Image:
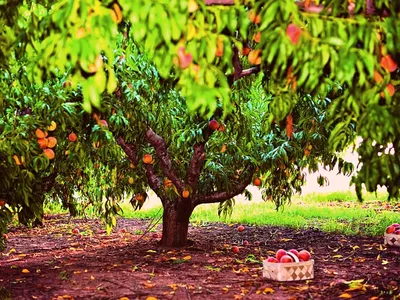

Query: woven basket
<box><xmin>263</xmin><ymin>259</ymin><xmax>314</xmax><ymax>281</ymax></box>
<box><xmin>384</xmin><ymin>233</ymin><xmax>400</xmax><ymax>247</ymax></box>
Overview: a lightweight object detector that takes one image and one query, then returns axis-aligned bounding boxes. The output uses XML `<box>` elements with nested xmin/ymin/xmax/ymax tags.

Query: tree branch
<box><xmin>195</xmin><ymin>165</ymin><xmax>255</xmax><ymax>205</ymax></box>
<box><xmin>186</xmin><ymin>143</ymin><xmax>206</xmax><ymax>189</ymax></box>
<box><xmin>232</xmin><ymin>46</ymin><xmax>242</xmax><ymax>82</ymax></box>
<box><xmin>239</xmin><ymin>66</ymin><xmax>261</xmax><ymax>79</ymax></box>
<box><xmin>144</xmin><ymin>164</ymin><xmax>167</xmax><ymax>203</ymax></box>
<box><xmin>145</xmin><ymin>126</ymin><xmax>185</xmax><ymax>192</ymax></box>
<box><xmin>116</xmin><ymin>136</ymin><xmax>139</xmax><ymax>165</ymax></box>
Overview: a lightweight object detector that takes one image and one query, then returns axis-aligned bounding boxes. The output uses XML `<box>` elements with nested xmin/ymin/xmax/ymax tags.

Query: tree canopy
<box><xmin>0</xmin><ymin>0</ymin><xmax>399</xmax><ymax>247</ymax></box>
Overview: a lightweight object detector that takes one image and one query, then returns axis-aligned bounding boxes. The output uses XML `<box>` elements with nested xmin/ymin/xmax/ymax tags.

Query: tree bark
<box><xmin>160</xmin><ymin>199</ymin><xmax>194</xmax><ymax>247</ymax></box>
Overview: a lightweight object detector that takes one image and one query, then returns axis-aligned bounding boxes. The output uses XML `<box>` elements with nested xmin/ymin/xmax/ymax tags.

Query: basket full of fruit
<box><xmin>263</xmin><ymin>249</ymin><xmax>314</xmax><ymax>281</ymax></box>
<box><xmin>384</xmin><ymin>223</ymin><xmax>400</xmax><ymax>247</ymax></box>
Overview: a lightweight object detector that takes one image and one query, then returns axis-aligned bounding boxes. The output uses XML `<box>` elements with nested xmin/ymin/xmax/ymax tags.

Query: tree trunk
<box><xmin>161</xmin><ymin>200</ymin><xmax>194</xmax><ymax>247</ymax></box>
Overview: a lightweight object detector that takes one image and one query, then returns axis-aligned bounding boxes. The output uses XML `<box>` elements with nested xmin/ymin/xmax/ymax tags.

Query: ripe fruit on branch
<box><xmin>37</xmin><ymin>138</ymin><xmax>48</xmax><ymax>149</ymax></box>
<box><xmin>286</xmin><ymin>23</ymin><xmax>302</xmax><ymax>45</ymax></box>
<box><xmin>298</xmin><ymin>250</ymin><xmax>311</xmax><ymax>261</ymax></box>
<box><xmin>43</xmin><ymin>149</ymin><xmax>55</xmax><ymax>160</ymax></box>
<box><xmin>129</xmin><ymin>163</ymin><xmax>135</xmax><ymax>169</ymax></box>
<box><xmin>253</xmin><ymin>178</ymin><xmax>261</xmax><ymax>186</ymax></box>
<box><xmin>380</xmin><ymin>54</ymin><xmax>398</xmax><ymax>72</ymax></box>
<box><xmin>0</xmin><ymin>199</ymin><xmax>5</xmax><ymax>206</ymax></box>
<box><xmin>381</xmin><ymin>83</ymin><xmax>395</xmax><ymax>98</ymax></box>
<box><xmin>232</xmin><ymin>246</ymin><xmax>239</xmax><ymax>253</ymax></box>
<box><xmin>216</xmin><ymin>37</ymin><xmax>224</xmax><ymax>57</ymax></box>
<box><xmin>208</xmin><ymin>119</ymin><xmax>219</xmax><ymax>131</ymax></box>
<box><xmin>48</xmin><ymin>121</ymin><xmax>57</xmax><ymax>131</ymax></box>
<box><xmin>135</xmin><ymin>194</ymin><xmax>144</xmax><ymax>202</ymax></box>
<box><xmin>99</xmin><ymin>119</ymin><xmax>108</xmax><ymax>128</ymax></box>
<box><xmin>248</xmin><ymin>10</ymin><xmax>261</xmax><ymax>24</ymax></box>
<box><xmin>143</xmin><ymin>154</ymin><xmax>153</xmax><ymax>164</ymax></box>
<box><xmin>237</xmin><ymin>225</ymin><xmax>244</xmax><ymax>232</ymax></box>
<box><xmin>164</xmin><ymin>178</ymin><xmax>173</xmax><ymax>188</ymax></box>
<box><xmin>13</xmin><ymin>155</ymin><xmax>22</xmax><ymax>165</ymax></box>
<box><xmin>182</xmin><ymin>189</ymin><xmax>190</xmax><ymax>198</ymax></box>
<box><xmin>248</xmin><ymin>49</ymin><xmax>261</xmax><ymax>65</ymax></box>
<box><xmin>177</xmin><ymin>47</ymin><xmax>193</xmax><ymax>69</ymax></box>
<box><xmin>68</xmin><ymin>133</ymin><xmax>77</xmax><ymax>142</ymax></box>
<box><xmin>242</xmin><ymin>45</ymin><xmax>251</xmax><ymax>56</ymax></box>
<box><xmin>128</xmin><ymin>177</ymin><xmax>134</xmax><ymax>185</ymax></box>
<box><xmin>35</xmin><ymin>129</ymin><xmax>46</xmax><ymax>139</ymax></box>
<box><xmin>253</xmin><ymin>32</ymin><xmax>261</xmax><ymax>43</ymax></box>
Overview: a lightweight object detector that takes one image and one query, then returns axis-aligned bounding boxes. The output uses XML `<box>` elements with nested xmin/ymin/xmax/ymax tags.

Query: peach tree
<box><xmin>0</xmin><ymin>0</ymin><xmax>399</xmax><ymax>248</ymax></box>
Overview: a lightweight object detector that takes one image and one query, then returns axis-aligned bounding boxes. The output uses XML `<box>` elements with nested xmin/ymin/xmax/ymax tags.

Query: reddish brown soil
<box><xmin>0</xmin><ymin>214</ymin><xmax>399</xmax><ymax>300</ymax></box>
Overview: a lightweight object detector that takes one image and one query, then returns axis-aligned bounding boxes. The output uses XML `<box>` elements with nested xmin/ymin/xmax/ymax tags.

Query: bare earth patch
<box><xmin>0</xmin><ymin>214</ymin><xmax>399</xmax><ymax>300</ymax></box>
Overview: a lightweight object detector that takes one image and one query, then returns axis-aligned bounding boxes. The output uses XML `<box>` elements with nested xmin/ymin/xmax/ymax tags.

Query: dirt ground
<box><xmin>0</xmin><ymin>214</ymin><xmax>399</xmax><ymax>300</ymax></box>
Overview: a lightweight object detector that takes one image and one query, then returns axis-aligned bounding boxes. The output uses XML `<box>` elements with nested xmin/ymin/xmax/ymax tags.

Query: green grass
<box><xmin>45</xmin><ymin>191</ymin><xmax>399</xmax><ymax>237</ymax></box>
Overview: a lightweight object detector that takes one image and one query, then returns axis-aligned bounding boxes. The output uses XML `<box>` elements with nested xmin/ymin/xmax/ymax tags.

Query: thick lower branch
<box><xmin>195</xmin><ymin>165</ymin><xmax>255</xmax><ymax>205</ymax></box>
<box><xmin>144</xmin><ymin>164</ymin><xmax>167</xmax><ymax>202</ymax></box>
<box><xmin>116</xmin><ymin>136</ymin><xmax>139</xmax><ymax>165</ymax></box>
<box><xmin>186</xmin><ymin>143</ymin><xmax>206</xmax><ymax>189</ymax></box>
<box><xmin>145</xmin><ymin>126</ymin><xmax>185</xmax><ymax>191</ymax></box>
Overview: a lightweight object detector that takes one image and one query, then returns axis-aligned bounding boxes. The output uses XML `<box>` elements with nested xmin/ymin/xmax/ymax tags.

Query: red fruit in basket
<box><xmin>266</xmin><ymin>257</ymin><xmax>278</xmax><ymax>263</ymax></box>
<box><xmin>298</xmin><ymin>250</ymin><xmax>311</xmax><ymax>261</ymax></box>
<box><xmin>276</xmin><ymin>249</ymin><xmax>287</xmax><ymax>261</ymax></box>
<box><xmin>395</xmin><ymin>230</ymin><xmax>400</xmax><ymax>235</ymax></box>
<box><xmin>288</xmin><ymin>249</ymin><xmax>299</xmax><ymax>257</ymax></box>
<box><xmin>386</xmin><ymin>225</ymin><xmax>396</xmax><ymax>234</ymax></box>
<box><xmin>280</xmin><ymin>255</ymin><xmax>294</xmax><ymax>263</ymax></box>
<box><xmin>392</xmin><ymin>223</ymin><xmax>400</xmax><ymax>227</ymax></box>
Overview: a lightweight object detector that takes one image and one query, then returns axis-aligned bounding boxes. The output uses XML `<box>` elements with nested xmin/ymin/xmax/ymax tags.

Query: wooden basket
<box><xmin>384</xmin><ymin>233</ymin><xmax>400</xmax><ymax>247</ymax></box>
<box><xmin>263</xmin><ymin>259</ymin><xmax>314</xmax><ymax>281</ymax></box>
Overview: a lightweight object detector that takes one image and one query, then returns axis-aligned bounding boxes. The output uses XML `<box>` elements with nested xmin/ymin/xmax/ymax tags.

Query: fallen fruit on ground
<box><xmin>298</xmin><ymin>250</ymin><xmax>311</xmax><ymax>261</ymax></box>
<box><xmin>72</xmin><ymin>228</ymin><xmax>80</xmax><ymax>234</ymax></box>
<box><xmin>232</xmin><ymin>246</ymin><xmax>239</xmax><ymax>253</ymax></box>
<box><xmin>243</xmin><ymin>240</ymin><xmax>249</xmax><ymax>246</ymax></box>
<box><xmin>237</xmin><ymin>225</ymin><xmax>244</xmax><ymax>232</ymax></box>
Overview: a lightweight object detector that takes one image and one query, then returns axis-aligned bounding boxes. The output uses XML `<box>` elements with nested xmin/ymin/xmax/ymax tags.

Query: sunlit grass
<box><xmin>45</xmin><ymin>190</ymin><xmax>398</xmax><ymax>237</ymax></box>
